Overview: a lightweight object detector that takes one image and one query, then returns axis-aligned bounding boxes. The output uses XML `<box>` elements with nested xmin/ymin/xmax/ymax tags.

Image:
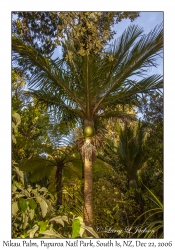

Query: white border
<box><xmin>1</xmin><ymin>0</ymin><xmax>175</xmax><ymax>248</ymax></box>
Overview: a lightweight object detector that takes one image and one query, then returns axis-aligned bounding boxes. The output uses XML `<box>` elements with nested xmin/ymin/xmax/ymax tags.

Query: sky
<box><xmin>0</xmin><ymin>1</ymin><xmax>175</xmax><ymax>245</ymax></box>
<box><xmin>115</xmin><ymin>11</ymin><xmax>163</xmax><ymax>36</ymax></box>
<box><xmin>114</xmin><ymin>12</ymin><xmax>163</xmax><ymax>75</ymax></box>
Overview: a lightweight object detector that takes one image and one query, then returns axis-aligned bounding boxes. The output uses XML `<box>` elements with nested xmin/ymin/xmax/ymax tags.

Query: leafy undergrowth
<box><xmin>12</xmin><ymin>166</ymin><xmax>98</xmax><ymax>238</ymax></box>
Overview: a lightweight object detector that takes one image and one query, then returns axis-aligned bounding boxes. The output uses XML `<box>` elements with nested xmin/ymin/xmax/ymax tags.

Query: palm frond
<box><xmin>97</xmin><ymin>110</ymin><xmax>137</xmax><ymax>121</ymax></box>
<box><xmin>93</xmin><ymin>23</ymin><xmax>163</xmax><ymax>113</ymax></box>
<box><xmin>12</xmin><ymin>36</ymin><xmax>86</xmax><ymax>113</ymax></box>
<box><xmin>129</xmin><ymin>185</ymin><xmax>163</xmax><ymax>238</ymax></box>
<box><xmin>24</xmin><ymin>88</ymin><xmax>83</xmax><ymax>122</ymax></box>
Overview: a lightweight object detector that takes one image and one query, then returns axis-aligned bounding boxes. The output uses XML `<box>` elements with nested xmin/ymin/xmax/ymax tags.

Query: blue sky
<box><xmin>114</xmin><ymin>11</ymin><xmax>163</xmax><ymax>36</ymax></box>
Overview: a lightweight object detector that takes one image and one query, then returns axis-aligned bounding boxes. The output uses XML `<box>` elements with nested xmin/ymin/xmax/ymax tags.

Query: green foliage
<box><xmin>12</xmin><ymin>166</ymin><xmax>98</xmax><ymax>238</ymax></box>
<box><xmin>128</xmin><ymin>185</ymin><xmax>163</xmax><ymax>238</ymax></box>
<box><xmin>99</xmin><ymin>121</ymin><xmax>148</xmax><ymax>187</ymax></box>
<box><xmin>71</xmin><ymin>216</ymin><xmax>99</xmax><ymax>238</ymax></box>
<box><xmin>28</xmin><ymin>199</ymin><xmax>37</xmax><ymax>210</ymax></box>
<box><xmin>49</xmin><ymin>215</ymin><xmax>68</xmax><ymax>227</ymax></box>
<box><xmin>72</xmin><ymin>218</ymin><xmax>81</xmax><ymax>238</ymax></box>
<box><xmin>38</xmin><ymin>221</ymin><xmax>48</xmax><ymax>232</ymax></box>
<box><xmin>18</xmin><ymin>198</ymin><xmax>28</xmax><ymax>213</ymax></box>
<box><xmin>12</xmin><ymin>12</ymin><xmax>140</xmax><ymax>56</ymax></box>
<box><xmin>95</xmin><ymin>115</ymin><xmax>163</xmax><ymax>238</ymax></box>
<box><xmin>12</xmin><ymin>12</ymin><xmax>59</xmax><ymax>55</ymax></box>
<box><xmin>19</xmin><ymin>156</ymin><xmax>54</xmax><ymax>182</ymax></box>
<box><xmin>12</xmin><ymin>174</ymin><xmax>55</xmax><ymax>237</ymax></box>
<box><xmin>116</xmin><ymin>121</ymin><xmax>148</xmax><ymax>183</ymax></box>
<box><xmin>61</xmin><ymin>181</ymin><xmax>84</xmax><ymax>218</ymax></box>
<box><xmin>138</xmin><ymin>92</ymin><xmax>163</xmax><ymax>202</ymax></box>
<box><xmin>18</xmin><ymin>147</ymin><xmax>83</xmax><ymax>209</ymax></box>
<box><xmin>12</xmin><ymin>112</ymin><xmax>21</xmax><ymax>144</ymax></box>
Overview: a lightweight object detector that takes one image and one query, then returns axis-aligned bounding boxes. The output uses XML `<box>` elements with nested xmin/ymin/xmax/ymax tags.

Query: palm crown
<box><xmin>12</xmin><ymin>23</ymin><xmax>163</xmax><ymax>127</ymax></box>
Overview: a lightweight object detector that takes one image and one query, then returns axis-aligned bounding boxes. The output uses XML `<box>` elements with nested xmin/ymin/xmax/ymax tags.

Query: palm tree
<box><xmin>12</xmin><ymin>23</ymin><xmax>163</xmax><ymax>227</ymax></box>
<box><xmin>98</xmin><ymin>121</ymin><xmax>148</xmax><ymax>188</ymax></box>
<box><xmin>116</xmin><ymin>121</ymin><xmax>148</xmax><ymax>188</ymax></box>
<box><xmin>20</xmin><ymin>145</ymin><xmax>82</xmax><ymax>208</ymax></box>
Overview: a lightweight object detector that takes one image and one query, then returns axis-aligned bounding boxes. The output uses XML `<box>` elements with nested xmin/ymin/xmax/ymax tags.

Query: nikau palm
<box><xmin>117</xmin><ymin>121</ymin><xmax>148</xmax><ymax>188</ymax></box>
<box><xmin>12</xmin><ymin>23</ymin><xmax>163</xmax><ymax>227</ymax></box>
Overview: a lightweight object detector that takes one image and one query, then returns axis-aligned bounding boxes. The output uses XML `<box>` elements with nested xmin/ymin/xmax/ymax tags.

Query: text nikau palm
<box><xmin>12</xmin><ymin>23</ymin><xmax>163</xmax><ymax>227</ymax></box>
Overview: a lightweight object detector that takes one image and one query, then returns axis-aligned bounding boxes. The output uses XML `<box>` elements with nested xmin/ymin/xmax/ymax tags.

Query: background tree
<box><xmin>12</xmin><ymin>12</ymin><xmax>140</xmax><ymax>55</ymax></box>
<box><xmin>12</xmin><ymin>73</ymin><xmax>50</xmax><ymax>166</ymax></box>
<box><xmin>19</xmin><ymin>145</ymin><xmax>83</xmax><ymax>209</ymax></box>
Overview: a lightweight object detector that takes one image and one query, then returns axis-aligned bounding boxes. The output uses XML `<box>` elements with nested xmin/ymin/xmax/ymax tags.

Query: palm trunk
<box><xmin>82</xmin><ymin>137</ymin><xmax>96</xmax><ymax>227</ymax></box>
<box><xmin>56</xmin><ymin>164</ymin><xmax>63</xmax><ymax>208</ymax></box>
<box><xmin>83</xmin><ymin>157</ymin><xmax>94</xmax><ymax>227</ymax></box>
